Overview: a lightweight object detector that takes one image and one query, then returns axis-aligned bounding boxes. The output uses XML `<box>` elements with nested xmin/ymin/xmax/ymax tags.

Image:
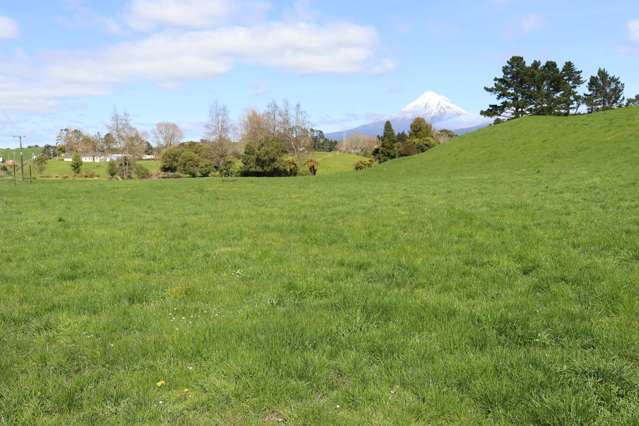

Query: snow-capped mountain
<box><xmin>327</xmin><ymin>91</ymin><xmax>491</xmax><ymax>140</ymax></box>
<box><xmin>397</xmin><ymin>91</ymin><xmax>468</xmax><ymax>121</ymax></box>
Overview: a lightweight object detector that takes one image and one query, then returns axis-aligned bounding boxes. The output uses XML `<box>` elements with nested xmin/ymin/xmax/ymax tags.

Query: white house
<box><xmin>63</xmin><ymin>153</ymin><xmax>130</xmax><ymax>162</ymax></box>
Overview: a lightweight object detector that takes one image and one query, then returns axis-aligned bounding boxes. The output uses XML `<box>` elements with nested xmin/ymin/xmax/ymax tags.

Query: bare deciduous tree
<box><xmin>205</xmin><ymin>102</ymin><xmax>233</xmax><ymax>143</ymax></box>
<box><xmin>290</xmin><ymin>102</ymin><xmax>312</xmax><ymax>159</ymax></box>
<box><xmin>153</xmin><ymin>122</ymin><xmax>183</xmax><ymax>149</ymax></box>
<box><xmin>240</xmin><ymin>109</ymin><xmax>269</xmax><ymax>144</ymax></box>
<box><xmin>107</xmin><ymin>109</ymin><xmax>135</xmax><ymax>152</ymax></box>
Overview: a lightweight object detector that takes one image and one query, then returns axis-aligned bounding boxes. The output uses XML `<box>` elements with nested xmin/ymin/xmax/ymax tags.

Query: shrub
<box><xmin>241</xmin><ymin>138</ymin><xmax>295</xmax><ymax>177</ymax></box>
<box><xmin>134</xmin><ymin>163</ymin><xmax>151</xmax><ymax>179</ymax></box>
<box><xmin>354</xmin><ymin>159</ymin><xmax>374</xmax><ymax>171</ymax></box>
<box><xmin>70</xmin><ymin>152</ymin><xmax>83</xmax><ymax>175</ymax></box>
<box><xmin>178</xmin><ymin>151</ymin><xmax>201</xmax><ymax>177</ymax></box>
<box><xmin>398</xmin><ymin>141</ymin><xmax>418</xmax><ymax>157</ymax></box>
<box><xmin>415</xmin><ymin>137</ymin><xmax>438</xmax><ymax>153</ymax></box>
<box><xmin>160</xmin><ymin>147</ymin><xmax>182</xmax><ymax>172</ymax></box>
<box><xmin>304</xmin><ymin>159</ymin><xmax>319</xmax><ymax>176</ymax></box>
<box><xmin>33</xmin><ymin>154</ymin><xmax>48</xmax><ymax>174</ymax></box>
<box><xmin>82</xmin><ymin>170</ymin><xmax>97</xmax><ymax>179</ymax></box>
<box><xmin>279</xmin><ymin>157</ymin><xmax>299</xmax><ymax>177</ymax></box>
<box><xmin>119</xmin><ymin>157</ymin><xmax>135</xmax><ymax>179</ymax></box>
<box><xmin>198</xmin><ymin>161</ymin><xmax>213</xmax><ymax>177</ymax></box>
<box><xmin>107</xmin><ymin>160</ymin><xmax>118</xmax><ymax>178</ymax></box>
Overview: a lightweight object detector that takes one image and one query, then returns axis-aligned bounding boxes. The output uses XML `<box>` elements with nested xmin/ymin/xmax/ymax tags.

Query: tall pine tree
<box><xmin>558</xmin><ymin>61</ymin><xmax>584</xmax><ymax>115</ymax></box>
<box><xmin>482</xmin><ymin>56</ymin><xmax>530</xmax><ymax>119</ymax></box>
<box><xmin>373</xmin><ymin>121</ymin><xmax>398</xmax><ymax>163</ymax></box>
<box><xmin>584</xmin><ymin>69</ymin><xmax>625</xmax><ymax>113</ymax></box>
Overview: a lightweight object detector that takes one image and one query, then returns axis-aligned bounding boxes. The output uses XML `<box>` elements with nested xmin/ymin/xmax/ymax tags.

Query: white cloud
<box><xmin>47</xmin><ymin>22</ymin><xmax>384</xmax><ymax>85</ymax></box>
<box><xmin>0</xmin><ymin>1</ymin><xmax>394</xmax><ymax>113</ymax></box>
<box><xmin>628</xmin><ymin>19</ymin><xmax>639</xmax><ymax>43</ymax></box>
<box><xmin>127</xmin><ymin>0</ymin><xmax>237</xmax><ymax>30</ymax></box>
<box><xmin>56</xmin><ymin>0</ymin><xmax>125</xmax><ymax>35</ymax></box>
<box><xmin>0</xmin><ymin>16</ymin><xmax>19</xmax><ymax>40</ymax></box>
<box><xmin>520</xmin><ymin>14</ymin><xmax>542</xmax><ymax>34</ymax></box>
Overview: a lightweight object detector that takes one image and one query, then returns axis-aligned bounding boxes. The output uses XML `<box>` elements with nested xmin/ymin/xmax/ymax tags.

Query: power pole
<box><xmin>13</xmin><ymin>136</ymin><xmax>26</xmax><ymax>181</ymax></box>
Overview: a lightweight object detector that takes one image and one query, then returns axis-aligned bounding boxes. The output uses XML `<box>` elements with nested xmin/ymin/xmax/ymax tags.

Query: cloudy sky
<box><xmin>0</xmin><ymin>0</ymin><xmax>638</xmax><ymax>146</ymax></box>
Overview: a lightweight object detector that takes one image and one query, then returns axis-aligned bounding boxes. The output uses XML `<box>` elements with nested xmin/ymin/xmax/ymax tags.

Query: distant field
<box><xmin>1</xmin><ymin>109</ymin><xmax>638</xmax><ymax>424</ymax></box>
<box><xmin>40</xmin><ymin>159</ymin><xmax>162</xmax><ymax>178</ymax></box>
<box><xmin>0</xmin><ymin>147</ymin><xmax>42</xmax><ymax>163</ymax></box>
<box><xmin>310</xmin><ymin>151</ymin><xmax>368</xmax><ymax>176</ymax></box>
<box><xmin>32</xmin><ymin>152</ymin><xmax>365</xmax><ymax>178</ymax></box>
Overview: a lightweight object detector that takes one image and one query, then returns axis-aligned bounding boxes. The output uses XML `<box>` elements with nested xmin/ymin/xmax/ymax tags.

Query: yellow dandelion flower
<box><xmin>156</xmin><ymin>380</ymin><xmax>166</xmax><ymax>387</ymax></box>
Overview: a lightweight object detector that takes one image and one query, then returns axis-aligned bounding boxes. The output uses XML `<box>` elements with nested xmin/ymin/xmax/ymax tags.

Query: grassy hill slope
<box><xmin>0</xmin><ymin>108</ymin><xmax>638</xmax><ymax>424</ymax></box>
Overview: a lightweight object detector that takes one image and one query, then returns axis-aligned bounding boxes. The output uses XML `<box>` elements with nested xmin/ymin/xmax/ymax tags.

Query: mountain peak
<box><xmin>327</xmin><ymin>90</ymin><xmax>491</xmax><ymax>140</ymax></box>
<box><xmin>399</xmin><ymin>91</ymin><xmax>468</xmax><ymax>119</ymax></box>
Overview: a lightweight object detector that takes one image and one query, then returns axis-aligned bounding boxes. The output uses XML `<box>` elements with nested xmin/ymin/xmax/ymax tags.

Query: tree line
<box><xmin>482</xmin><ymin>56</ymin><xmax>636</xmax><ymax>120</ymax></box>
<box><xmin>370</xmin><ymin>118</ymin><xmax>455</xmax><ymax>164</ymax></box>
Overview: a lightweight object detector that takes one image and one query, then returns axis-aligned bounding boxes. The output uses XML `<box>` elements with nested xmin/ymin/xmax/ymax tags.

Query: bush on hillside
<box><xmin>161</xmin><ymin>142</ymin><xmax>237</xmax><ymax>177</ymax></box>
<box><xmin>107</xmin><ymin>160</ymin><xmax>118</xmax><ymax>178</ymax></box>
<box><xmin>134</xmin><ymin>163</ymin><xmax>151</xmax><ymax>179</ymax></box>
<box><xmin>70</xmin><ymin>152</ymin><xmax>83</xmax><ymax>175</ymax></box>
<box><xmin>241</xmin><ymin>138</ymin><xmax>298</xmax><ymax>177</ymax></box>
<box><xmin>178</xmin><ymin>151</ymin><xmax>201</xmax><ymax>177</ymax></box>
<box><xmin>304</xmin><ymin>158</ymin><xmax>319</xmax><ymax>176</ymax></box>
<box><xmin>398</xmin><ymin>141</ymin><xmax>418</xmax><ymax>157</ymax></box>
<box><xmin>354</xmin><ymin>159</ymin><xmax>374</xmax><ymax>171</ymax></box>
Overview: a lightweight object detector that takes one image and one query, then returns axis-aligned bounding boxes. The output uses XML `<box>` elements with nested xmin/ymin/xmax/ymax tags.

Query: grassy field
<box><xmin>38</xmin><ymin>159</ymin><xmax>162</xmax><ymax>179</ymax></box>
<box><xmin>0</xmin><ymin>147</ymin><xmax>41</xmax><ymax>163</ymax></box>
<box><xmin>309</xmin><ymin>152</ymin><xmax>368</xmax><ymax>176</ymax></box>
<box><xmin>22</xmin><ymin>152</ymin><xmax>363</xmax><ymax>179</ymax></box>
<box><xmin>1</xmin><ymin>108</ymin><xmax>638</xmax><ymax>424</ymax></box>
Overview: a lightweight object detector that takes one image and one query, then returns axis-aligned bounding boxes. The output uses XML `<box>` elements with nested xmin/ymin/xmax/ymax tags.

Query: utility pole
<box><xmin>13</xmin><ymin>136</ymin><xmax>26</xmax><ymax>181</ymax></box>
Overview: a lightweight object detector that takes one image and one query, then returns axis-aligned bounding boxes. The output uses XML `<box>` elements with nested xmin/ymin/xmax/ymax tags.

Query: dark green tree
<box><xmin>160</xmin><ymin>146</ymin><xmax>182</xmax><ymax>172</ymax></box>
<box><xmin>178</xmin><ymin>151</ymin><xmax>201</xmax><ymax>177</ymax></box>
<box><xmin>584</xmin><ymin>68</ymin><xmax>625</xmax><ymax>113</ymax></box>
<box><xmin>310</xmin><ymin>129</ymin><xmax>338</xmax><ymax>152</ymax></box>
<box><xmin>481</xmin><ymin>56</ymin><xmax>530</xmax><ymax>119</ymax></box>
<box><xmin>241</xmin><ymin>137</ymin><xmax>294</xmax><ymax>177</ymax></box>
<box><xmin>408</xmin><ymin>117</ymin><xmax>437</xmax><ymax>153</ymax></box>
<box><xmin>373</xmin><ymin>121</ymin><xmax>398</xmax><ymax>163</ymax></box>
<box><xmin>538</xmin><ymin>61</ymin><xmax>564</xmax><ymax>115</ymax></box>
<box><xmin>558</xmin><ymin>61</ymin><xmax>585</xmax><ymax>115</ymax></box>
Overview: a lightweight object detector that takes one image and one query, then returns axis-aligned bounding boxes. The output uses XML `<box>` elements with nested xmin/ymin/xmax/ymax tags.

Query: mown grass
<box><xmin>1</xmin><ymin>108</ymin><xmax>638</xmax><ymax>424</ymax></box>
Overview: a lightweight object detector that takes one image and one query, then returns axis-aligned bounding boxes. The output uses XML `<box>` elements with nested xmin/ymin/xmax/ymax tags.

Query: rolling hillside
<box><xmin>1</xmin><ymin>108</ymin><xmax>638</xmax><ymax>424</ymax></box>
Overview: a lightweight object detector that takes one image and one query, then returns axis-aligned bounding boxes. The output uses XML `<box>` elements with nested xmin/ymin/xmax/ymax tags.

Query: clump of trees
<box><xmin>482</xmin><ymin>56</ymin><xmax>628</xmax><ymax>120</ymax></box>
<box><xmin>238</xmin><ymin>100</ymin><xmax>313</xmax><ymax>177</ymax></box>
<box><xmin>160</xmin><ymin>142</ymin><xmax>238</xmax><ymax>177</ymax></box>
<box><xmin>584</xmin><ymin>69</ymin><xmax>625</xmax><ymax>113</ymax></box>
<box><xmin>373</xmin><ymin>118</ymin><xmax>441</xmax><ymax>163</ymax></box>
<box><xmin>310</xmin><ymin>129</ymin><xmax>338</xmax><ymax>152</ymax></box>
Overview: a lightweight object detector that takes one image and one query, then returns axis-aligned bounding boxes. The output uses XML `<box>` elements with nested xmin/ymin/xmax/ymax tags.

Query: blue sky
<box><xmin>0</xmin><ymin>0</ymin><xmax>638</xmax><ymax>147</ymax></box>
